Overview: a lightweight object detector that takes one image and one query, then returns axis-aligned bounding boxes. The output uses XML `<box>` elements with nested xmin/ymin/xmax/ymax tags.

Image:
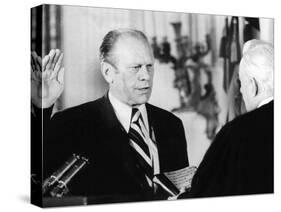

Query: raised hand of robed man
<box><xmin>31</xmin><ymin>49</ymin><xmax>64</xmax><ymax>108</ymax></box>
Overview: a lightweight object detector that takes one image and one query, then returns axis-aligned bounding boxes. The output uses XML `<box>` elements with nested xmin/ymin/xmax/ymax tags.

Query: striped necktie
<box><xmin>128</xmin><ymin>108</ymin><xmax>180</xmax><ymax>197</ymax></box>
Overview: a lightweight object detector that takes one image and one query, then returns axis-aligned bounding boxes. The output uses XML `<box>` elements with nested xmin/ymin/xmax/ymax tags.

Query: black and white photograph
<box><xmin>30</xmin><ymin>3</ymin><xmax>273</xmax><ymax>208</ymax></box>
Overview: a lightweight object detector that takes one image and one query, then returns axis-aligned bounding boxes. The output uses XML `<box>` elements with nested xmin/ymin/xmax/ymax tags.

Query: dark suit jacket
<box><xmin>190</xmin><ymin>101</ymin><xmax>273</xmax><ymax>197</ymax></box>
<box><xmin>39</xmin><ymin>94</ymin><xmax>189</xmax><ymax>203</ymax></box>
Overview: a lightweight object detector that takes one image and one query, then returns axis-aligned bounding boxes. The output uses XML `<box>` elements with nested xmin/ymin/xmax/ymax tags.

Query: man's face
<box><xmin>109</xmin><ymin>36</ymin><xmax>155</xmax><ymax>106</ymax></box>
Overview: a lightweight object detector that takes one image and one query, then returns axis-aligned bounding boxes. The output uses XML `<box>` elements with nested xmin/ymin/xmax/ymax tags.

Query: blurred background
<box><xmin>31</xmin><ymin>5</ymin><xmax>273</xmax><ymax>167</ymax></box>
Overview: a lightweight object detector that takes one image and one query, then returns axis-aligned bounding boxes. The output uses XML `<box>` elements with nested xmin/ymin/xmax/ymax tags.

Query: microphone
<box><xmin>43</xmin><ymin>154</ymin><xmax>89</xmax><ymax>197</ymax></box>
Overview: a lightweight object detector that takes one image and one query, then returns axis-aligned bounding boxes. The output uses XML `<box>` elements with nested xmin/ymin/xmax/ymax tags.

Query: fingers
<box><xmin>51</xmin><ymin>53</ymin><xmax>63</xmax><ymax>79</ymax></box>
<box><xmin>33</xmin><ymin>51</ymin><xmax>42</xmax><ymax>71</ymax></box>
<box><xmin>57</xmin><ymin>67</ymin><xmax>65</xmax><ymax>84</ymax></box>
<box><xmin>40</xmin><ymin>49</ymin><xmax>64</xmax><ymax>82</ymax></box>
<box><xmin>42</xmin><ymin>55</ymin><xmax>50</xmax><ymax>71</ymax></box>
<box><xmin>44</xmin><ymin>49</ymin><xmax>58</xmax><ymax>80</ymax></box>
<box><xmin>31</xmin><ymin>51</ymin><xmax>42</xmax><ymax>81</ymax></box>
<box><xmin>51</xmin><ymin>49</ymin><xmax>61</xmax><ymax>70</ymax></box>
<box><xmin>31</xmin><ymin>52</ymin><xmax>36</xmax><ymax>72</ymax></box>
<box><xmin>52</xmin><ymin>52</ymin><xmax>64</xmax><ymax>78</ymax></box>
<box><xmin>36</xmin><ymin>55</ymin><xmax>42</xmax><ymax>71</ymax></box>
<box><xmin>45</xmin><ymin>49</ymin><xmax>56</xmax><ymax>71</ymax></box>
<box><xmin>31</xmin><ymin>56</ymin><xmax>37</xmax><ymax>80</ymax></box>
<box><xmin>31</xmin><ymin>51</ymin><xmax>41</xmax><ymax>72</ymax></box>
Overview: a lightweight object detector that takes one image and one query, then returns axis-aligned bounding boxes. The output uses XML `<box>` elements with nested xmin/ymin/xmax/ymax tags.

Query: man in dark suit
<box><xmin>189</xmin><ymin>39</ymin><xmax>273</xmax><ymax>197</ymax></box>
<box><xmin>31</xmin><ymin>29</ymin><xmax>189</xmax><ymax>204</ymax></box>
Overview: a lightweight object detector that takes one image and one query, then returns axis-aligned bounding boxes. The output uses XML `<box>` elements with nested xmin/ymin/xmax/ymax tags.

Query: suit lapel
<box><xmin>145</xmin><ymin>104</ymin><xmax>164</xmax><ymax>172</ymax></box>
<box><xmin>145</xmin><ymin>104</ymin><xmax>157</xmax><ymax>139</ymax></box>
<box><xmin>98</xmin><ymin>93</ymin><xmax>129</xmax><ymax>155</ymax></box>
<box><xmin>99</xmin><ymin>94</ymin><xmax>151</xmax><ymax>191</ymax></box>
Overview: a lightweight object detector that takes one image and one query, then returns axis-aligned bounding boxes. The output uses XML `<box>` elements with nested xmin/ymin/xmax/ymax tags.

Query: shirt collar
<box><xmin>108</xmin><ymin>91</ymin><xmax>149</xmax><ymax>133</ymax></box>
<box><xmin>258</xmin><ymin>97</ymin><xmax>273</xmax><ymax>108</ymax></box>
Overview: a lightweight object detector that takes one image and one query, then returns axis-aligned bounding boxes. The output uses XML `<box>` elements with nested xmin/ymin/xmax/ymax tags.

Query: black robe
<box><xmin>190</xmin><ymin>101</ymin><xmax>273</xmax><ymax>197</ymax></box>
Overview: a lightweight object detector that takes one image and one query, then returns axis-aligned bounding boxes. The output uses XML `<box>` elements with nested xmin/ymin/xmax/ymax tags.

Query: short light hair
<box><xmin>99</xmin><ymin>28</ymin><xmax>150</xmax><ymax>64</ymax></box>
<box><xmin>240</xmin><ymin>39</ymin><xmax>274</xmax><ymax>95</ymax></box>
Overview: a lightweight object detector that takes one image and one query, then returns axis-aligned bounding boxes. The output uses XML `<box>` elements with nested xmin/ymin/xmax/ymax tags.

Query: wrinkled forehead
<box><xmin>111</xmin><ymin>35</ymin><xmax>154</xmax><ymax>66</ymax></box>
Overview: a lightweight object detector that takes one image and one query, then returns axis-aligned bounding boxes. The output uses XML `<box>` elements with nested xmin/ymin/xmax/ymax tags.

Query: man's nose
<box><xmin>138</xmin><ymin>66</ymin><xmax>150</xmax><ymax>81</ymax></box>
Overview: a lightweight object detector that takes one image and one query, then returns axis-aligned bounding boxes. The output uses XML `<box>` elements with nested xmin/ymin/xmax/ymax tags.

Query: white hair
<box><xmin>240</xmin><ymin>39</ymin><xmax>274</xmax><ymax>95</ymax></box>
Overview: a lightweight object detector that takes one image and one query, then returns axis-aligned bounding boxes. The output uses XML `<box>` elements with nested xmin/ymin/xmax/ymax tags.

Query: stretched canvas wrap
<box><xmin>31</xmin><ymin>4</ymin><xmax>274</xmax><ymax>208</ymax></box>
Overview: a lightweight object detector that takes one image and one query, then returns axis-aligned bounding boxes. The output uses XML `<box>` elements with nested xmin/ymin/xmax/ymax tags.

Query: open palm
<box><xmin>31</xmin><ymin>49</ymin><xmax>65</xmax><ymax>108</ymax></box>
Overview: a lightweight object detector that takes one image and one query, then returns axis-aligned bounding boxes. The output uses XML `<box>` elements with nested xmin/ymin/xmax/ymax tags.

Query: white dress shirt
<box><xmin>108</xmin><ymin>91</ymin><xmax>160</xmax><ymax>176</ymax></box>
<box><xmin>108</xmin><ymin>91</ymin><xmax>150</xmax><ymax>133</ymax></box>
<box><xmin>258</xmin><ymin>97</ymin><xmax>273</xmax><ymax>108</ymax></box>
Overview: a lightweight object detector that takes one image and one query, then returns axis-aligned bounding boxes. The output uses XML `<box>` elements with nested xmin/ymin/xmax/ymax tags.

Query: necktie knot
<box><xmin>131</xmin><ymin>108</ymin><xmax>141</xmax><ymax>124</ymax></box>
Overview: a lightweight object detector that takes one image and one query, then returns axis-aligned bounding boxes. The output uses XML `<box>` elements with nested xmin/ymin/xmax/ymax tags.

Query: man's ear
<box><xmin>101</xmin><ymin>61</ymin><xmax>115</xmax><ymax>84</ymax></box>
<box><xmin>249</xmin><ymin>77</ymin><xmax>259</xmax><ymax>97</ymax></box>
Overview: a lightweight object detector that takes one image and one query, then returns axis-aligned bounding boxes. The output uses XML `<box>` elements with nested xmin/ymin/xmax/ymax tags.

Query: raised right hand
<box><xmin>31</xmin><ymin>49</ymin><xmax>65</xmax><ymax>108</ymax></box>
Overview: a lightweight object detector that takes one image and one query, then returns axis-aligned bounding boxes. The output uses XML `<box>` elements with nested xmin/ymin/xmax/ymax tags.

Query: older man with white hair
<box><xmin>189</xmin><ymin>39</ymin><xmax>273</xmax><ymax>197</ymax></box>
<box><xmin>239</xmin><ymin>40</ymin><xmax>273</xmax><ymax>111</ymax></box>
